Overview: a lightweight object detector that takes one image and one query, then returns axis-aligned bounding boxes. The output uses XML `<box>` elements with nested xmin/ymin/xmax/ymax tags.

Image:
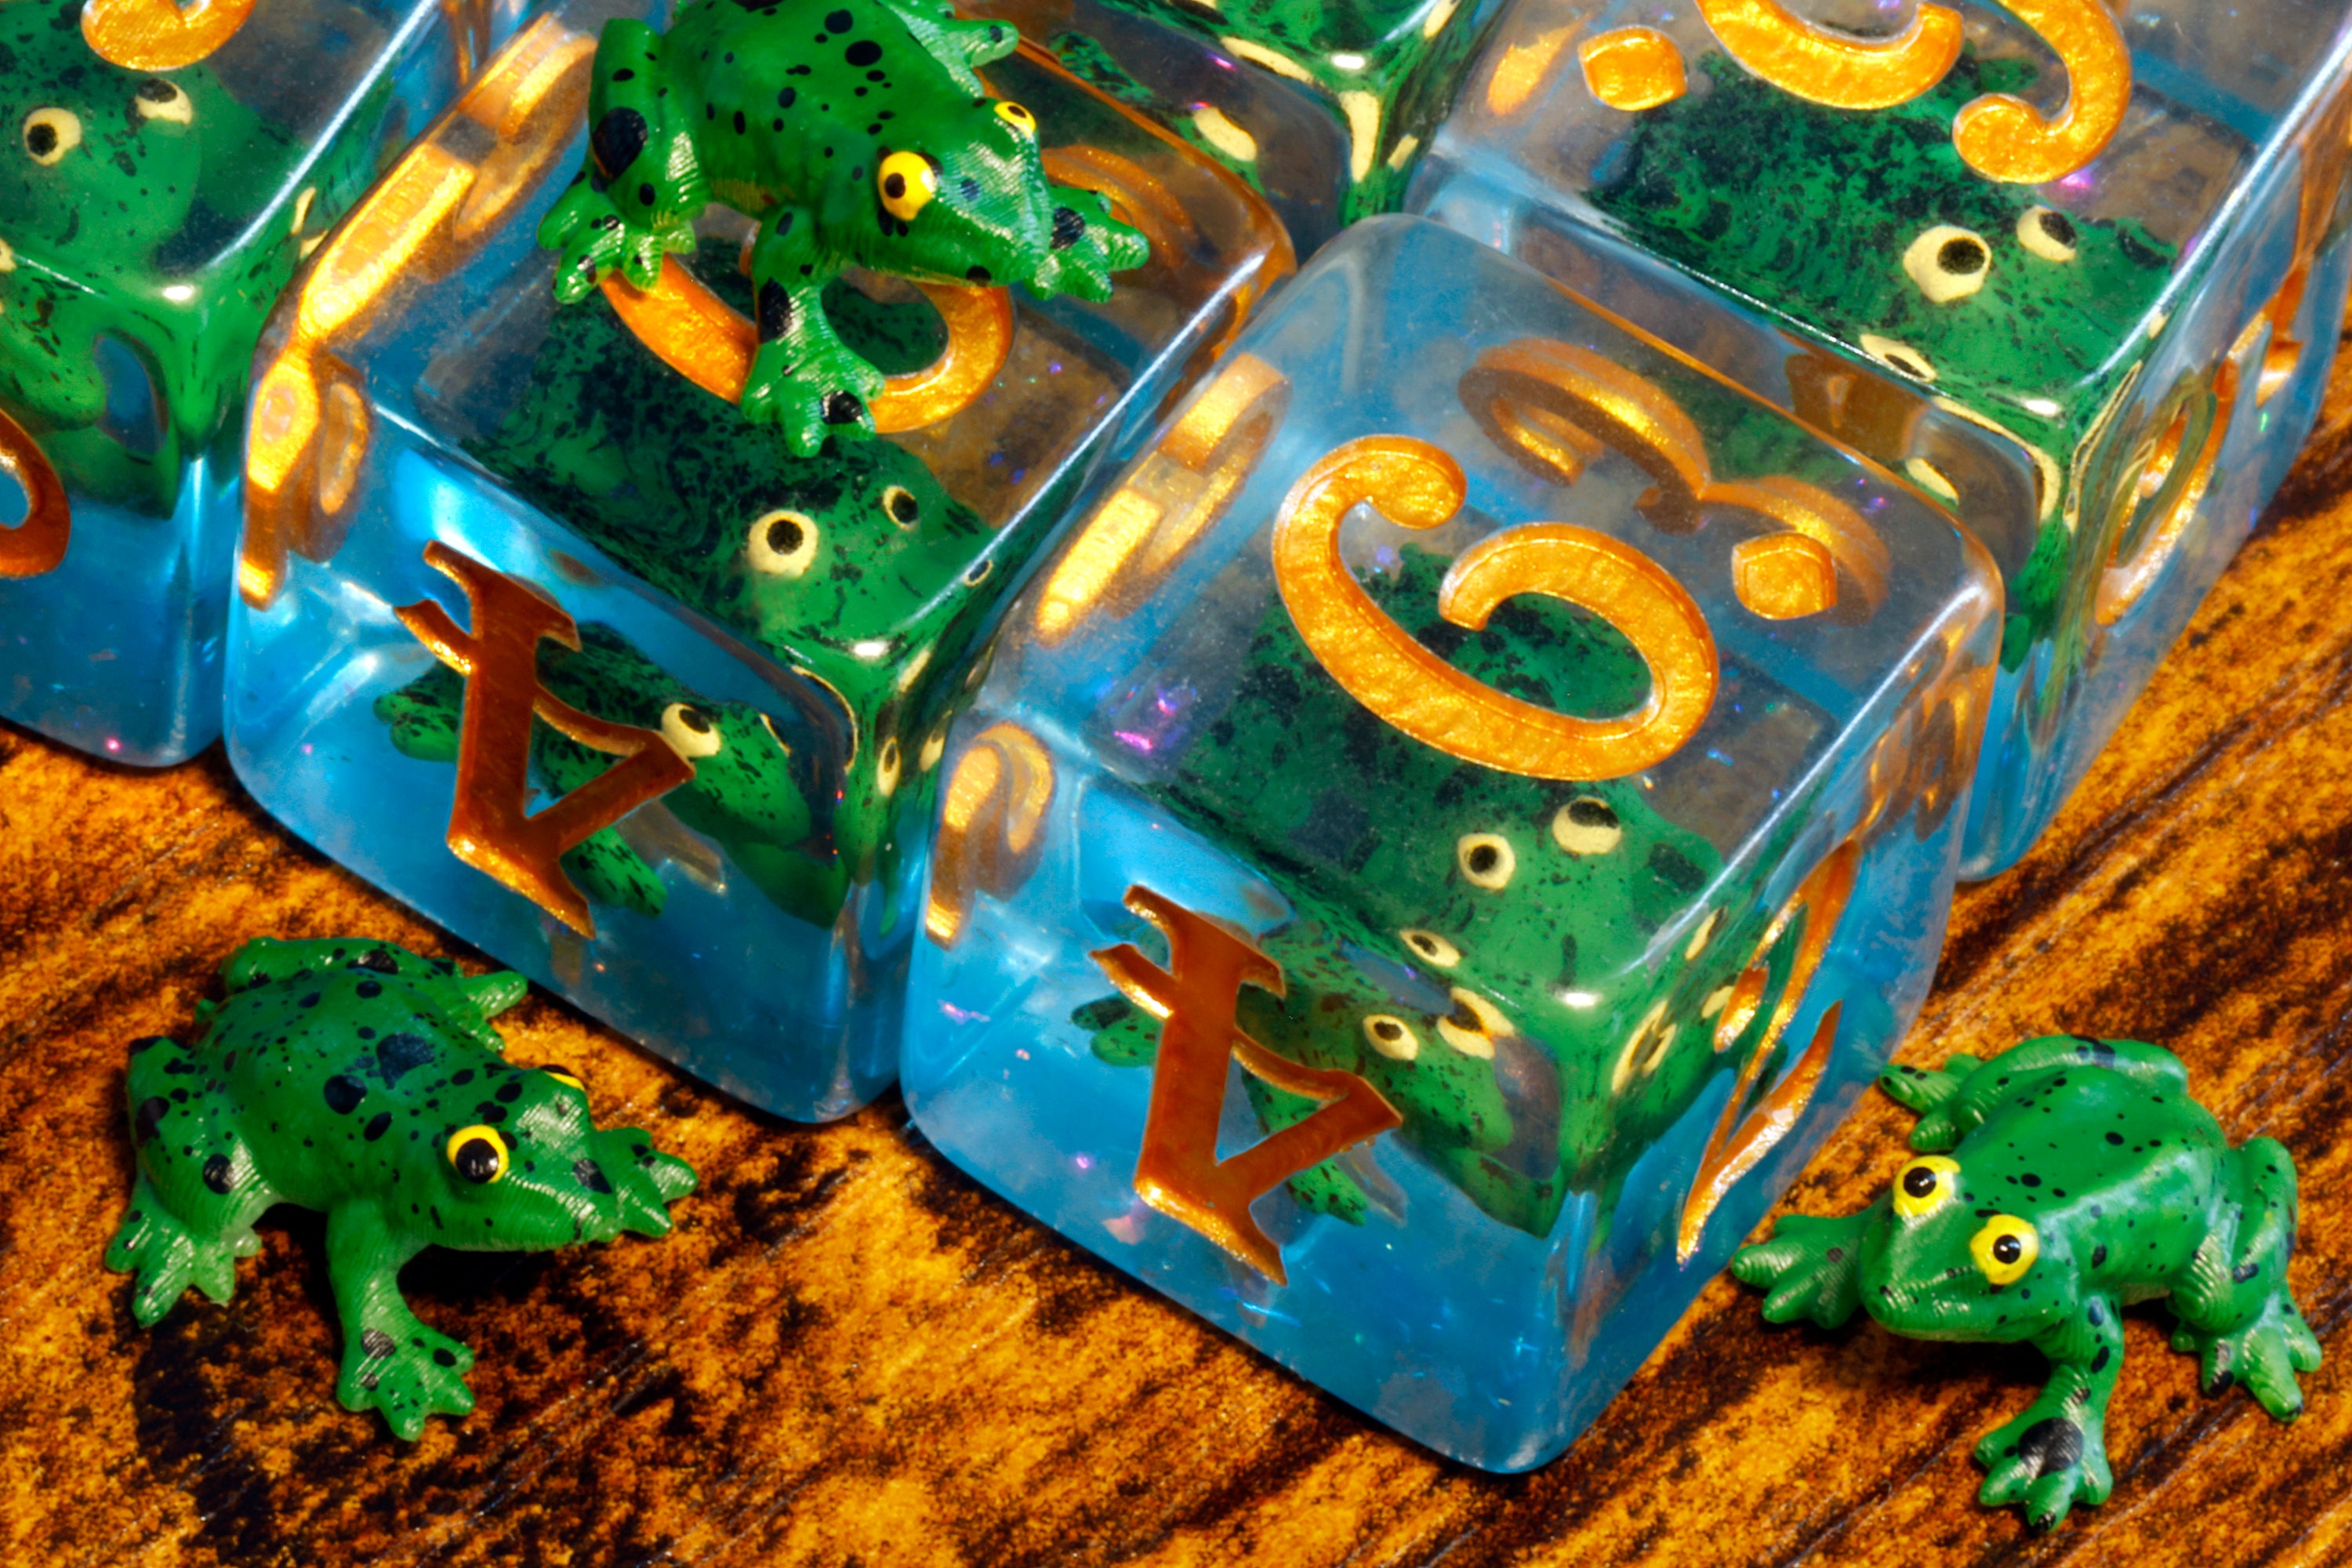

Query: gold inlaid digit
<box><xmin>82</xmin><ymin>0</ymin><xmax>257</xmax><ymax>72</ymax></box>
<box><xmin>2095</xmin><ymin>356</ymin><xmax>2237</xmax><ymax>626</ymax></box>
<box><xmin>1270</xmin><ymin>435</ymin><xmax>1719</xmax><ymax>781</ymax></box>
<box><xmin>924</xmin><ymin>720</ymin><xmax>1057</xmax><ymax>946</ymax></box>
<box><xmin>1948</xmin><ymin>0</ymin><xmax>2130</xmax><ymax>183</ymax></box>
<box><xmin>1693</xmin><ymin>0</ymin><xmax>1962</xmax><ymax>113</ymax></box>
<box><xmin>1579</xmin><ymin>27</ymin><xmax>1689</xmax><ymax>113</ymax></box>
<box><xmin>0</xmin><ymin>408</ymin><xmax>70</xmax><ymax>579</ymax></box>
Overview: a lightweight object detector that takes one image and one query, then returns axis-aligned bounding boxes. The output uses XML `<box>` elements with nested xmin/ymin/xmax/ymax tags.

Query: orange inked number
<box><xmin>924</xmin><ymin>721</ymin><xmax>1057</xmax><ymax>946</ymax></box>
<box><xmin>1948</xmin><ymin>0</ymin><xmax>2129</xmax><ymax>183</ymax></box>
<box><xmin>394</xmin><ymin>542</ymin><xmax>697</xmax><ymax>938</ymax></box>
<box><xmin>1578</xmin><ymin>27</ymin><xmax>1690</xmax><ymax>113</ymax></box>
<box><xmin>1677</xmin><ymin>842</ymin><xmax>1859</xmax><ymax>1261</ymax></box>
<box><xmin>2096</xmin><ymin>358</ymin><xmax>2237</xmax><ymax>626</ymax></box>
<box><xmin>1094</xmin><ymin>886</ymin><xmax>1402</xmax><ymax>1284</ymax></box>
<box><xmin>81</xmin><ymin>0</ymin><xmax>257</xmax><ymax>71</ymax></box>
<box><xmin>0</xmin><ymin>408</ymin><xmax>71</xmax><ymax>579</ymax></box>
<box><xmin>1693</xmin><ymin>0</ymin><xmax>1962</xmax><ymax>112</ymax></box>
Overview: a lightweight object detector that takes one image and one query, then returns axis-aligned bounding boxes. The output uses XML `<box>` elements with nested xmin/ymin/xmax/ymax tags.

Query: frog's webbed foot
<box><xmin>2171</xmin><ymin>1292</ymin><xmax>2322</xmax><ymax>1420</ymax></box>
<box><xmin>1730</xmin><ymin>1209</ymin><xmax>1869</xmax><ymax>1327</ymax></box>
<box><xmin>106</xmin><ymin>1171</ymin><xmax>252</xmax><ymax>1327</ymax></box>
<box><xmin>539</xmin><ymin>180</ymin><xmax>689</xmax><ymax>303</ymax></box>
<box><xmin>594</xmin><ymin>1126</ymin><xmax>699</xmax><ymax>1236</ymax></box>
<box><xmin>1878</xmin><ymin>1054</ymin><xmax>1978</xmax><ymax>1149</ymax></box>
<box><xmin>561</xmin><ymin>829</ymin><xmax>669</xmax><ymax>920</ymax></box>
<box><xmin>1022</xmin><ymin>187</ymin><xmax>1151</xmax><ymax>303</ymax></box>
<box><xmin>338</xmin><ymin>1315</ymin><xmax>477</xmax><ymax>1442</ymax></box>
<box><xmin>537</xmin><ymin>18</ymin><xmax>702</xmax><ymax>303</ymax></box>
<box><xmin>741</xmin><ymin>338</ymin><xmax>886</xmax><ymax>460</ymax></box>
<box><xmin>1975</xmin><ymin>1398</ymin><xmax>2113</xmax><ymax>1530</ymax></box>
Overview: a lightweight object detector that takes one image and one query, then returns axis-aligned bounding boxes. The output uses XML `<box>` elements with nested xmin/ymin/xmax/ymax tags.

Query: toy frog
<box><xmin>1734</xmin><ymin>1036</ymin><xmax>2319</xmax><ymax>1530</ymax></box>
<box><xmin>1074</xmin><ymin>544</ymin><xmax>1824</xmax><ymax>1243</ymax></box>
<box><xmin>535</xmin><ymin>0</ymin><xmax>1150</xmax><ymax>457</ymax></box>
<box><xmin>377</xmin><ymin>622</ymin><xmax>844</xmax><ymax>924</ymax></box>
<box><xmin>106</xmin><ymin>938</ymin><xmax>699</xmax><ymax>1439</ymax></box>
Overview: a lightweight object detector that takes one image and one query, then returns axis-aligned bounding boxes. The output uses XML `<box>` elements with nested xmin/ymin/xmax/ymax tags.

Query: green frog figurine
<box><xmin>536</xmin><ymin>0</ymin><xmax>1149</xmax><ymax>456</ymax></box>
<box><xmin>1734</xmin><ymin>1036</ymin><xmax>2319</xmax><ymax>1529</ymax></box>
<box><xmin>106</xmin><ymin>938</ymin><xmax>699</xmax><ymax>1439</ymax></box>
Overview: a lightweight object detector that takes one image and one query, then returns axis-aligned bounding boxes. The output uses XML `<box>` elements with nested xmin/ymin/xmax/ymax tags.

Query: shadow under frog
<box><xmin>1076</xmin><ymin>546</ymin><xmax>1822</xmax><ymax>1247</ymax></box>
<box><xmin>376</xmin><ymin>621</ymin><xmax>848</xmax><ymax>927</ymax></box>
<box><xmin>459</xmin><ymin>266</ymin><xmax>1009</xmax><ymax>929</ymax></box>
<box><xmin>1588</xmin><ymin>53</ymin><xmax>2180</xmax><ymax>662</ymax></box>
<box><xmin>1</xmin><ymin>0</ymin><xmax>379</xmax><ymax>515</ymax></box>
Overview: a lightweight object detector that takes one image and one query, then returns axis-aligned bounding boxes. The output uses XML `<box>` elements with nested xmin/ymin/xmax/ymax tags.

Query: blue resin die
<box><xmin>901</xmin><ymin>216</ymin><xmax>2001</xmax><ymax>1468</ymax></box>
<box><xmin>224</xmin><ymin>0</ymin><xmax>1290</xmax><ymax>1120</ymax></box>
<box><xmin>0</xmin><ymin>0</ymin><xmax>535</xmax><ymax>764</ymax></box>
<box><xmin>1411</xmin><ymin>0</ymin><xmax>2352</xmax><ymax>874</ymax></box>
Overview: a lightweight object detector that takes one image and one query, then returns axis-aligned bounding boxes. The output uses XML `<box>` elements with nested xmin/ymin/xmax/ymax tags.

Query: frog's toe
<box><xmin>339</xmin><ymin>1323</ymin><xmax>477</xmax><ymax>1440</ymax></box>
<box><xmin>1976</xmin><ymin>1411</ymin><xmax>2109</xmax><ymax>1526</ymax></box>
<box><xmin>2191</xmin><ymin>1295</ymin><xmax>2323</xmax><ymax>1419</ymax></box>
<box><xmin>1730</xmin><ymin>1214</ymin><xmax>1864</xmax><ymax>1327</ymax></box>
<box><xmin>107</xmin><ymin>1196</ymin><xmax>238</xmax><ymax>1326</ymax></box>
<box><xmin>596</xmin><ymin>1127</ymin><xmax>697</xmax><ymax>1236</ymax></box>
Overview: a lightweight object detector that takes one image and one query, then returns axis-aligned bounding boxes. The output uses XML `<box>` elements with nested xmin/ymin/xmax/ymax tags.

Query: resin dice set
<box><xmin>10</xmin><ymin>0</ymin><xmax>2351</xmax><ymax>1475</ymax></box>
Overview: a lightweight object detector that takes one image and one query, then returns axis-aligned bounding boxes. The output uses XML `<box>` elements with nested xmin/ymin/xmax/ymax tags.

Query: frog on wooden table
<box><xmin>106</xmin><ymin>938</ymin><xmax>698</xmax><ymax>1439</ymax></box>
<box><xmin>535</xmin><ymin>0</ymin><xmax>1149</xmax><ymax>456</ymax></box>
<box><xmin>1734</xmin><ymin>1036</ymin><xmax>2319</xmax><ymax>1529</ymax></box>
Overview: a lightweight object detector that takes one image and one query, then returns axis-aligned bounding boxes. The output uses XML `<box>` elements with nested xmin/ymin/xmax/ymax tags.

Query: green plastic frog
<box><xmin>1734</xmin><ymin>1036</ymin><xmax>2319</xmax><ymax>1530</ymax></box>
<box><xmin>535</xmin><ymin>0</ymin><xmax>1149</xmax><ymax>456</ymax></box>
<box><xmin>376</xmin><ymin>622</ymin><xmax>842</xmax><ymax>924</ymax></box>
<box><xmin>106</xmin><ymin>938</ymin><xmax>698</xmax><ymax>1440</ymax></box>
<box><xmin>1076</xmin><ymin>546</ymin><xmax>1824</xmax><ymax>1241</ymax></box>
<box><xmin>1588</xmin><ymin>53</ymin><xmax>2179</xmax><ymax>659</ymax></box>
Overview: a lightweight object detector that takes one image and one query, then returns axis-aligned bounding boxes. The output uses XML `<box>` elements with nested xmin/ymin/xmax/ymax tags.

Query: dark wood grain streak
<box><xmin>11</xmin><ymin>327</ymin><xmax>2352</xmax><ymax>1564</ymax></box>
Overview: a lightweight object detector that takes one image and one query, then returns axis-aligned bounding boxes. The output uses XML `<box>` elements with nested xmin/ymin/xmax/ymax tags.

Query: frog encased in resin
<box><xmin>536</xmin><ymin>0</ymin><xmax>1149</xmax><ymax>455</ymax></box>
<box><xmin>1734</xmin><ymin>1036</ymin><xmax>2318</xmax><ymax>1529</ymax></box>
<box><xmin>107</xmin><ymin>938</ymin><xmax>698</xmax><ymax>1439</ymax></box>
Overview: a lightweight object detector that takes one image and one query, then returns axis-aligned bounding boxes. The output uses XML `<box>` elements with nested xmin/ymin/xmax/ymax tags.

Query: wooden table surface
<box><xmin>13</xmin><ymin>351</ymin><xmax>2352</xmax><ymax>1568</ymax></box>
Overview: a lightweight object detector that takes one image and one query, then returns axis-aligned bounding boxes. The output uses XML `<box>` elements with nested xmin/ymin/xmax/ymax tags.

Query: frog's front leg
<box><xmin>1730</xmin><ymin>1207</ymin><xmax>1871</xmax><ymax>1328</ymax></box>
<box><xmin>1021</xmin><ymin>186</ymin><xmax>1151</xmax><ymax>303</ymax></box>
<box><xmin>538</xmin><ymin>19</ymin><xmax>706</xmax><ymax>303</ymax></box>
<box><xmin>1976</xmin><ymin>1298</ymin><xmax>2124</xmax><ymax>1530</ymax></box>
<box><xmin>742</xmin><ymin>209</ymin><xmax>884</xmax><ymax>458</ymax></box>
<box><xmin>325</xmin><ymin>1202</ymin><xmax>476</xmax><ymax>1440</ymax></box>
<box><xmin>2169</xmin><ymin>1138</ymin><xmax>2321</xmax><ymax>1418</ymax></box>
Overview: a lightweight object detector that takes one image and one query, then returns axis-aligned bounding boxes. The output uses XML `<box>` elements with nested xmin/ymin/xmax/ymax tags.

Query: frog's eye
<box><xmin>22</xmin><ymin>108</ymin><xmax>81</xmax><ymax>166</ymax></box>
<box><xmin>1969</xmin><ymin>1214</ymin><xmax>2041</xmax><ymax>1286</ymax></box>
<box><xmin>1363</xmin><ymin>1014</ymin><xmax>1420</xmax><ymax>1061</ymax></box>
<box><xmin>993</xmin><ymin>100</ymin><xmax>1037</xmax><ymax>138</ymax></box>
<box><xmin>543</xmin><ymin>1066</ymin><xmax>586</xmax><ymax>1091</ymax></box>
<box><xmin>661</xmin><ymin>702</ymin><xmax>724</xmax><ymax>759</ymax></box>
<box><xmin>747</xmin><ymin>508</ymin><xmax>818</xmax><ymax>578</ymax></box>
<box><xmin>1901</xmin><ymin>224</ymin><xmax>1991</xmax><ymax>303</ymax></box>
<box><xmin>1457</xmin><ymin>832</ymin><xmax>1515</xmax><ymax>890</ymax></box>
<box><xmin>133</xmin><ymin>79</ymin><xmax>193</xmax><ymax>125</ymax></box>
<box><xmin>1436</xmin><ymin>986</ymin><xmax>1513</xmax><ymax>1059</ymax></box>
<box><xmin>1892</xmin><ymin>1153</ymin><xmax>1962</xmax><ymax>1219</ymax></box>
<box><xmin>1399</xmin><ymin>928</ymin><xmax>1461</xmax><ymax>969</ymax></box>
<box><xmin>880</xmin><ymin>484</ymin><xmax>920</xmax><ymax>527</ymax></box>
<box><xmin>877</xmin><ymin>151</ymin><xmax>938</xmax><ymax>222</ymax></box>
<box><xmin>876</xmin><ymin>734</ymin><xmax>903</xmax><ymax>798</ymax></box>
<box><xmin>1551</xmin><ymin>797</ymin><xmax>1623</xmax><ymax>856</ymax></box>
<box><xmin>446</xmin><ymin>1125</ymin><xmax>510</xmax><ymax>1185</ymax></box>
<box><xmin>1860</xmin><ymin>332</ymin><xmax>1938</xmax><ymax>384</ymax></box>
<box><xmin>2017</xmin><ymin>205</ymin><xmax>2078</xmax><ymax>263</ymax></box>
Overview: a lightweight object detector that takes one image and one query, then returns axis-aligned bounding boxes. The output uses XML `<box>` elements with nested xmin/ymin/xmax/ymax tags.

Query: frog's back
<box><xmin>1962</xmin><ymin>1065</ymin><xmax>2227</xmax><ymax>1210</ymax></box>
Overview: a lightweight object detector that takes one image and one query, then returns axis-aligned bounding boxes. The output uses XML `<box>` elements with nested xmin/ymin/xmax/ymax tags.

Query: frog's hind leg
<box><xmin>1902</xmin><ymin>1036</ymin><xmax>2186</xmax><ymax>1150</ymax></box>
<box><xmin>325</xmin><ymin>1203</ymin><xmax>475</xmax><ymax>1441</ymax></box>
<box><xmin>2169</xmin><ymin>1138</ymin><xmax>2321</xmax><ymax>1419</ymax></box>
<box><xmin>106</xmin><ymin>1169</ymin><xmax>260</xmax><ymax>1327</ymax></box>
<box><xmin>875</xmin><ymin>0</ymin><xmax>1019</xmax><ymax>95</ymax></box>
<box><xmin>539</xmin><ymin>18</ymin><xmax>707</xmax><ymax>299</ymax></box>
<box><xmin>743</xmin><ymin>205</ymin><xmax>885</xmax><ymax>458</ymax></box>
<box><xmin>107</xmin><ymin>1040</ymin><xmax>270</xmax><ymax>1326</ymax></box>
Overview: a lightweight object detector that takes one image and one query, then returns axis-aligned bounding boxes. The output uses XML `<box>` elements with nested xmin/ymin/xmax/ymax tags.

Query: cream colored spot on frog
<box><xmin>1399</xmin><ymin>928</ymin><xmax>1461</xmax><ymax>969</ymax></box>
<box><xmin>1190</xmin><ymin>105</ymin><xmax>1258</xmax><ymax>165</ymax></box>
<box><xmin>1683</xmin><ymin>908</ymin><xmax>1721</xmax><ymax>961</ymax></box>
<box><xmin>1339</xmin><ymin>90</ymin><xmax>1381</xmax><ymax>183</ymax></box>
<box><xmin>1221</xmin><ymin>37</ymin><xmax>1314</xmax><ymax>82</ymax></box>
<box><xmin>1436</xmin><ymin>987</ymin><xmax>1512</xmax><ymax>1059</ymax></box>
<box><xmin>1613</xmin><ymin>1000</ymin><xmax>1671</xmax><ymax>1094</ymax></box>
<box><xmin>1363</xmin><ymin>1014</ymin><xmax>1419</xmax><ymax>1061</ymax></box>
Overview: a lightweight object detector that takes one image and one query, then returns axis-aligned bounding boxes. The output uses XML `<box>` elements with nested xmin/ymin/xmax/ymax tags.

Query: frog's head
<box><xmin>651</xmin><ymin>691</ymin><xmax>816</xmax><ymax>855</ymax></box>
<box><xmin>1855</xmin><ymin>1153</ymin><xmax>2075</xmax><ymax>1341</ymax></box>
<box><xmin>420</xmin><ymin>1061</ymin><xmax>697</xmax><ymax>1250</ymax></box>
<box><xmin>862</xmin><ymin>93</ymin><xmax>1064</xmax><ymax>288</ymax></box>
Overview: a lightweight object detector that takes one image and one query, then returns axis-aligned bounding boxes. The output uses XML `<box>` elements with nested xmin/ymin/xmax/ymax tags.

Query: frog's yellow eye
<box><xmin>1457</xmin><ymin>832</ymin><xmax>1515</xmax><ymax>890</ymax></box>
<box><xmin>1892</xmin><ymin>1154</ymin><xmax>1962</xmax><ymax>1219</ymax></box>
<box><xmin>1399</xmin><ymin>928</ymin><xmax>1460</xmax><ymax>968</ymax></box>
<box><xmin>1860</xmin><ymin>332</ymin><xmax>1938</xmax><ymax>384</ymax></box>
<box><xmin>1902</xmin><ymin>224</ymin><xmax>1991</xmax><ymax>303</ymax></box>
<box><xmin>993</xmin><ymin>100</ymin><xmax>1036</xmax><ymax>137</ymax></box>
<box><xmin>543</xmin><ymin>1066</ymin><xmax>586</xmax><ymax>1091</ymax></box>
<box><xmin>661</xmin><ymin>702</ymin><xmax>724</xmax><ymax>760</ymax></box>
<box><xmin>1551</xmin><ymin>797</ymin><xmax>1623</xmax><ymax>855</ymax></box>
<box><xmin>133</xmin><ymin>79</ymin><xmax>193</xmax><ymax>125</ymax></box>
<box><xmin>2017</xmin><ymin>205</ymin><xmax>2078</xmax><ymax>263</ymax></box>
<box><xmin>747</xmin><ymin>508</ymin><xmax>818</xmax><ymax>578</ymax></box>
<box><xmin>447</xmin><ymin>1125</ymin><xmax>510</xmax><ymax>1185</ymax></box>
<box><xmin>1436</xmin><ymin>987</ymin><xmax>1513</xmax><ymax>1060</ymax></box>
<box><xmin>880</xmin><ymin>484</ymin><xmax>920</xmax><ymax>527</ymax></box>
<box><xmin>1363</xmin><ymin>1014</ymin><xmax>1419</xmax><ymax>1061</ymax></box>
<box><xmin>1970</xmin><ymin>1214</ymin><xmax>2040</xmax><ymax>1286</ymax></box>
<box><xmin>877</xmin><ymin>151</ymin><xmax>938</xmax><ymax>221</ymax></box>
<box><xmin>23</xmin><ymin>107</ymin><xmax>80</xmax><ymax>166</ymax></box>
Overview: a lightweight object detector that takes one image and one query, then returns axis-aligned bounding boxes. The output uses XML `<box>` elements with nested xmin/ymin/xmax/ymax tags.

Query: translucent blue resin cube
<box><xmin>900</xmin><ymin>216</ymin><xmax>2001</xmax><ymax>1468</ymax></box>
<box><xmin>226</xmin><ymin>2</ymin><xmax>1291</xmax><ymax>1119</ymax></box>
<box><xmin>0</xmin><ymin>0</ymin><xmax>539</xmax><ymax>765</ymax></box>
<box><xmin>1410</xmin><ymin>0</ymin><xmax>2352</xmax><ymax>875</ymax></box>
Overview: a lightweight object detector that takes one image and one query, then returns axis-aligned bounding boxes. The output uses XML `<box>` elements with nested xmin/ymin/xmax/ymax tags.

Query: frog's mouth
<box><xmin>1865</xmin><ymin>1264</ymin><xmax>2005</xmax><ymax>1341</ymax></box>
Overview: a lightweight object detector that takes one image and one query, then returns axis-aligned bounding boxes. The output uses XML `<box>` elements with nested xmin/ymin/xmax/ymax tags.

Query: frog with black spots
<box><xmin>1734</xmin><ymin>1036</ymin><xmax>2318</xmax><ymax>1529</ymax></box>
<box><xmin>535</xmin><ymin>0</ymin><xmax>1148</xmax><ymax>456</ymax></box>
<box><xmin>106</xmin><ymin>938</ymin><xmax>698</xmax><ymax>1440</ymax></box>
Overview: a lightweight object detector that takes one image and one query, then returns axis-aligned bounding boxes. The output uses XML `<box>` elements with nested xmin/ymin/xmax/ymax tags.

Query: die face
<box><xmin>226</xmin><ymin>4</ymin><xmax>1290</xmax><ymax>1120</ymax></box>
<box><xmin>902</xmin><ymin>216</ymin><xmax>1999</xmax><ymax>1468</ymax></box>
<box><xmin>1412</xmin><ymin>0</ymin><xmax>2352</xmax><ymax>873</ymax></box>
<box><xmin>0</xmin><ymin>0</ymin><xmax>513</xmax><ymax>764</ymax></box>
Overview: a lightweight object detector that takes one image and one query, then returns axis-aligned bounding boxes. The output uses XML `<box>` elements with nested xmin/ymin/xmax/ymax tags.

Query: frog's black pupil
<box><xmin>887</xmin><ymin>489</ymin><xmax>917</xmax><ymax>522</ymax></box>
<box><xmin>455</xmin><ymin>1138</ymin><xmax>501</xmax><ymax>1183</ymax></box>
<box><xmin>1467</xmin><ymin>844</ymin><xmax>1499</xmax><ymax>874</ymax></box>
<box><xmin>1938</xmin><ymin>237</ymin><xmax>1987</xmax><ymax>275</ymax></box>
<box><xmin>768</xmin><ymin>516</ymin><xmax>804</xmax><ymax>554</ymax></box>
<box><xmin>2039</xmin><ymin>210</ymin><xmax>2076</xmax><ymax>247</ymax></box>
<box><xmin>677</xmin><ymin>707</ymin><xmax>712</xmax><ymax>734</ymax></box>
<box><xmin>1569</xmin><ymin>798</ymin><xmax>1618</xmax><ymax>829</ymax></box>
<box><xmin>1902</xmin><ymin>1167</ymin><xmax>1939</xmax><ymax>1199</ymax></box>
<box><xmin>1372</xmin><ymin>1020</ymin><xmax>1401</xmax><ymax>1040</ymax></box>
<box><xmin>884</xmin><ymin>172</ymin><xmax>906</xmax><ymax>199</ymax></box>
<box><xmin>1447</xmin><ymin>1000</ymin><xmax>1481</xmax><ymax>1031</ymax></box>
<box><xmin>1993</xmin><ymin>1234</ymin><xmax>2023</xmax><ymax>1265</ymax></box>
<box><xmin>1890</xmin><ymin>352</ymin><xmax>1927</xmax><ymax>378</ymax></box>
<box><xmin>1411</xmin><ymin>935</ymin><xmax>1435</xmax><ymax>954</ymax></box>
<box><xmin>26</xmin><ymin>123</ymin><xmax>55</xmax><ymax>156</ymax></box>
<box><xmin>138</xmin><ymin>79</ymin><xmax>176</xmax><ymax>101</ymax></box>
